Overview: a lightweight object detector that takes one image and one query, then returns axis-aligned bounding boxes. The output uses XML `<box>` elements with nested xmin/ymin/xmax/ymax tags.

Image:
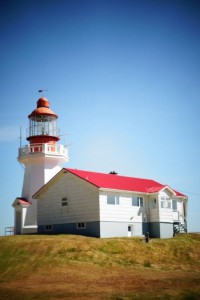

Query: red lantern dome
<box><xmin>27</xmin><ymin>97</ymin><xmax>60</xmax><ymax>144</ymax></box>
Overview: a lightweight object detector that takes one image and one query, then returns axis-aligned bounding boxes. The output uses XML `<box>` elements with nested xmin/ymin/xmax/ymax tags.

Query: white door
<box><xmin>128</xmin><ymin>225</ymin><xmax>133</xmax><ymax>237</ymax></box>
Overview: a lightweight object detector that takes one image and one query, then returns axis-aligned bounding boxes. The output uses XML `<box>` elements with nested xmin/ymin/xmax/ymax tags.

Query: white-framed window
<box><xmin>107</xmin><ymin>195</ymin><xmax>120</xmax><ymax>205</ymax></box>
<box><xmin>45</xmin><ymin>225</ymin><xmax>53</xmax><ymax>231</ymax></box>
<box><xmin>150</xmin><ymin>198</ymin><xmax>157</xmax><ymax>209</ymax></box>
<box><xmin>172</xmin><ymin>200</ymin><xmax>177</xmax><ymax>211</ymax></box>
<box><xmin>161</xmin><ymin>197</ymin><xmax>171</xmax><ymax>209</ymax></box>
<box><xmin>132</xmin><ymin>196</ymin><xmax>144</xmax><ymax>207</ymax></box>
<box><xmin>61</xmin><ymin>197</ymin><xmax>68</xmax><ymax>206</ymax></box>
<box><xmin>77</xmin><ymin>222</ymin><xmax>86</xmax><ymax>229</ymax></box>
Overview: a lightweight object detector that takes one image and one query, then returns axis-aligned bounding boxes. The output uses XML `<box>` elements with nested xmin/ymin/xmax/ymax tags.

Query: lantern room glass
<box><xmin>28</xmin><ymin>116</ymin><xmax>59</xmax><ymax>138</ymax></box>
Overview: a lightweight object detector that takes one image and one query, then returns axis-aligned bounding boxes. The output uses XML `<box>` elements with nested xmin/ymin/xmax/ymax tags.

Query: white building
<box><xmin>12</xmin><ymin>96</ymin><xmax>68</xmax><ymax>234</ymax></box>
<box><xmin>12</xmin><ymin>96</ymin><xmax>188</xmax><ymax>238</ymax></box>
<box><xmin>33</xmin><ymin>168</ymin><xmax>188</xmax><ymax>238</ymax></box>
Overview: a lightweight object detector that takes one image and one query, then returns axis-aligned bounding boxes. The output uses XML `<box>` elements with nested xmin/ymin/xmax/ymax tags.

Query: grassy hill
<box><xmin>0</xmin><ymin>234</ymin><xmax>200</xmax><ymax>299</ymax></box>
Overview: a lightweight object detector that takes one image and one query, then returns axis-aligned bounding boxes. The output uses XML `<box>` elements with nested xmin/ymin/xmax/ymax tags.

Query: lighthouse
<box><xmin>12</xmin><ymin>96</ymin><xmax>69</xmax><ymax>234</ymax></box>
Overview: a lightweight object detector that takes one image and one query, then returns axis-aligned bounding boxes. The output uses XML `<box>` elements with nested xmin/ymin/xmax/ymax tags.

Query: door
<box><xmin>16</xmin><ymin>212</ymin><xmax>22</xmax><ymax>234</ymax></box>
<box><xmin>128</xmin><ymin>225</ymin><xmax>133</xmax><ymax>237</ymax></box>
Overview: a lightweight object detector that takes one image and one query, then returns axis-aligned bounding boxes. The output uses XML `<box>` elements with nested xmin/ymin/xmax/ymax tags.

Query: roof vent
<box><xmin>109</xmin><ymin>171</ymin><xmax>118</xmax><ymax>175</ymax></box>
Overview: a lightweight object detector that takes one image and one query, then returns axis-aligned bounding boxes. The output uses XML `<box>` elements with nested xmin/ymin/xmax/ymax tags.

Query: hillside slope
<box><xmin>0</xmin><ymin>234</ymin><xmax>200</xmax><ymax>299</ymax></box>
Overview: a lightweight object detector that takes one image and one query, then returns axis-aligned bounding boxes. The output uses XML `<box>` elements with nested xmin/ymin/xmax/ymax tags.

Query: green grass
<box><xmin>0</xmin><ymin>234</ymin><xmax>200</xmax><ymax>299</ymax></box>
<box><xmin>0</xmin><ymin>233</ymin><xmax>199</xmax><ymax>275</ymax></box>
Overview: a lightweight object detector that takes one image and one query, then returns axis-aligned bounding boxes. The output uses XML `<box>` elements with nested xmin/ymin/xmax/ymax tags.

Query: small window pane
<box><xmin>107</xmin><ymin>195</ymin><xmax>120</xmax><ymax>205</ymax></box>
<box><xmin>77</xmin><ymin>222</ymin><xmax>86</xmax><ymax>229</ymax></box>
<box><xmin>62</xmin><ymin>198</ymin><xmax>68</xmax><ymax>206</ymax></box>
<box><xmin>161</xmin><ymin>197</ymin><xmax>171</xmax><ymax>209</ymax></box>
<box><xmin>132</xmin><ymin>197</ymin><xmax>139</xmax><ymax>206</ymax></box>
<box><xmin>107</xmin><ymin>195</ymin><xmax>115</xmax><ymax>205</ymax></box>
<box><xmin>150</xmin><ymin>198</ymin><xmax>157</xmax><ymax>209</ymax></box>
<box><xmin>116</xmin><ymin>196</ymin><xmax>120</xmax><ymax>205</ymax></box>
<box><xmin>172</xmin><ymin>200</ymin><xmax>177</xmax><ymax>211</ymax></box>
<box><xmin>45</xmin><ymin>225</ymin><xmax>52</xmax><ymax>231</ymax></box>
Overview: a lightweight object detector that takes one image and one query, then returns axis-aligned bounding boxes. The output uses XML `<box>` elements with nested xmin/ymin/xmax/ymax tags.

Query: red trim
<box><xmin>16</xmin><ymin>198</ymin><xmax>31</xmax><ymax>205</ymax></box>
<box><xmin>27</xmin><ymin>136</ymin><xmax>59</xmax><ymax>143</ymax></box>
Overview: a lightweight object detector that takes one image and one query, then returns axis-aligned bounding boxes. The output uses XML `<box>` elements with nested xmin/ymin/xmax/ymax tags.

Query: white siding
<box><xmin>148</xmin><ymin>190</ymin><xmax>187</xmax><ymax>224</ymax></box>
<box><xmin>99</xmin><ymin>191</ymin><xmax>147</xmax><ymax>223</ymax></box>
<box><xmin>158</xmin><ymin>190</ymin><xmax>173</xmax><ymax>223</ymax></box>
<box><xmin>149</xmin><ymin>196</ymin><xmax>159</xmax><ymax>222</ymax></box>
<box><xmin>37</xmin><ymin>172</ymin><xmax>99</xmax><ymax>225</ymax></box>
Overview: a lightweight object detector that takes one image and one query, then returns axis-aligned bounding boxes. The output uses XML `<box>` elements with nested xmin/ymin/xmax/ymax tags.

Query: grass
<box><xmin>0</xmin><ymin>234</ymin><xmax>200</xmax><ymax>299</ymax></box>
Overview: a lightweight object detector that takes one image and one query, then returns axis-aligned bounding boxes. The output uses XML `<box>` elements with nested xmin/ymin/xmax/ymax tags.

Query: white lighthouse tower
<box><xmin>13</xmin><ymin>95</ymin><xmax>69</xmax><ymax>234</ymax></box>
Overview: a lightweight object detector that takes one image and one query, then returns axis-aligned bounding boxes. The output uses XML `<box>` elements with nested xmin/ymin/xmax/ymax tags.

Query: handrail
<box><xmin>5</xmin><ymin>226</ymin><xmax>14</xmax><ymax>236</ymax></box>
<box><xmin>178</xmin><ymin>211</ymin><xmax>187</xmax><ymax>223</ymax></box>
<box><xmin>18</xmin><ymin>143</ymin><xmax>68</xmax><ymax>157</ymax></box>
<box><xmin>178</xmin><ymin>211</ymin><xmax>187</xmax><ymax>232</ymax></box>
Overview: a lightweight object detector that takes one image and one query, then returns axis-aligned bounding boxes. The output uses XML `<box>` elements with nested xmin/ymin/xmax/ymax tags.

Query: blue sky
<box><xmin>0</xmin><ymin>0</ymin><xmax>200</xmax><ymax>235</ymax></box>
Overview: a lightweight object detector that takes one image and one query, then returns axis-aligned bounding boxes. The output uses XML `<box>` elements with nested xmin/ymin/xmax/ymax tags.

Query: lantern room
<box><xmin>27</xmin><ymin>97</ymin><xmax>60</xmax><ymax>144</ymax></box>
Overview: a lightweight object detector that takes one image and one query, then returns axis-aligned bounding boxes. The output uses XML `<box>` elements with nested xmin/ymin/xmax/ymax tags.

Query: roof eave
<box><xmin>99</xmin><ymin>187</ymin><xmax>152</xmax><ymax>196</ymax></box>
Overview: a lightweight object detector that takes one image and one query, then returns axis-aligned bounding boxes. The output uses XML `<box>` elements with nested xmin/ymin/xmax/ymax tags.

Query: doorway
<box><xmin>16</xmin><ymin>212</ymin><xmax>21</xmax><ymax>234</ymax></box>
<box><xmin>128</xmin><ymin>225</ymin><xmax>133</xmax><ymax>237</ymax></box>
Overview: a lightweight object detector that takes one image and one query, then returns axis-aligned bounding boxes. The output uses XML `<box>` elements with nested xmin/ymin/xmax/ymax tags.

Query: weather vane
<box><xmin>38</xmin><ymin>89</ymin><xmax>48</xmax><ymax>97</ymax></box>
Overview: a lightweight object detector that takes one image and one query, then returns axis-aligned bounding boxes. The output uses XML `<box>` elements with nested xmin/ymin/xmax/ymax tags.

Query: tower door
<box><xmin>16</xmin><ymin>212</ymin><xmax>22</xmax><ymax>234</ymax></box>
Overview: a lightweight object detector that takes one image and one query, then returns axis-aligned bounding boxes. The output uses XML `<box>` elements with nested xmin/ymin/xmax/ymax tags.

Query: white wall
<box><xmin>99</xmin><ymin>191</ymin><xmax>147</xmax><ymax>222</ymax></box>
<box><xmin>21</xmin><ymin>155</ymin><xmax>64</xmax><ymax>226</ymax></box>
<box><xmin>37</xmin><ymin>172</ymin><xmax>100</xmax><ymax>226</ymax></box>
<box><xmin>158</xmin><ymin>190</ymin><xmax>173</xmax><ymax>223</ymax></box>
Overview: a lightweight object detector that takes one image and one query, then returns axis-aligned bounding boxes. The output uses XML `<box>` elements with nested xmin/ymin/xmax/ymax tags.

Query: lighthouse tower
<box><xmin>13</xmin><ymin>96</ymin><xmax>69</xmax><ymax>234</ymax></box>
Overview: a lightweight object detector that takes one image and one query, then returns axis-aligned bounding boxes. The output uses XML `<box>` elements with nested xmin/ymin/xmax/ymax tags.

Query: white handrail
<box><xmin>178</xmin><ymin>211</ymin><xmax>187</xmax><ymax>232</ymax></box>
<box><xmin>18</xmin><ymin>143</ymin><xmax>67</xmax><ymax>157</ymax></box>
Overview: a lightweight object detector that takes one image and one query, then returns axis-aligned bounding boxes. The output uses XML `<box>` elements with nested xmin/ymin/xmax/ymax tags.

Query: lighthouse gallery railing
<box><xmin>18</xmin><ymin>143</ymin><xmax>67</xmax><ymax>157</ymax></box>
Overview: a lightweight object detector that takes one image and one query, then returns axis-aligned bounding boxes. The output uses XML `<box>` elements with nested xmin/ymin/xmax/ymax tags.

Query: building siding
<box><xmin>37</xmin><ymin>172</ymin><xmax>100</xmax><ymax>232</ymax></box>
<box><xmin>149</xmin><ymin>222</ymin><xmax>173</xmax><ymax>238</ymax></box>
<box><xmin>100</xmin><ymin>221</ymin><xmax>149</xmax><ymax>238</ymax></box>
<box><xmin>99</xmin><ymin>192</ymin><xmax>146</xmax><ymax>222</ymax></box>
<box><xmin>36</xmin><ymin>172</ymin><xmax>187</xmax><ymax>239</ymax></box>
<box><xmin>38</xmin><ymin>221</ymin><xmax>100</xmax><ymax>237</ymax></box>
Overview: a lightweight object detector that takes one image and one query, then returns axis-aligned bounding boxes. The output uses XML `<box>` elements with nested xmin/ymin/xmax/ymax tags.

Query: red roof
<box><xmin>65</xmin><ymin>168</ymin><xmax>186</xmax><ymax>197</ymax></box>
<box><xmin>28</xmin><ymin>97</ymin><xmax>58</xmax><ymax>118</ymax></box>
<box><xmin>16</xmin><ymin>198</ymin><xmax>31</xmax><ymax>206</ymax></box>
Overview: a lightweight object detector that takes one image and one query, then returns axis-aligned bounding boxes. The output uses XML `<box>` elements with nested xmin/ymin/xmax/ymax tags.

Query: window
<box><xmin>61</xmin><ymin>197</ymin><xmax>68</xmax><ymax>206</ymax></box>
<box><xmin>107</xmin><ymin>195</ymin><xmax>120</xmax><ymax>205</ymax></box>
<box><xmin>132</xmin><ymin>196</ymin><xmax>144</xmax><ymax>207</ymax></box>
<box><xmin>45</xmin><ymin>225</ymin><xmax>53</xmax><ymax>231</ymax></box>
<box><xmin>161</xmin><ymin>197</ymin><xmax>171</xmax><ymax>209</ymax></box>
<box><xmin>139</xmin><ymin>197</ymin><xmax>144</xmax><ymax>207</ymax></box>
<box><xmin>77</xmin><ymin>222</ymin><xmax>86</xmax><ymax>229</ymax></box>
<box><xmin>150</xmin><ymin>198</ymin><xmax>157</xmax><ymax>209</ymax></box>
<box><xmin>172</xmin><ymin>200</ymin><xmax>177</xmax><ymax>211</ymax></box>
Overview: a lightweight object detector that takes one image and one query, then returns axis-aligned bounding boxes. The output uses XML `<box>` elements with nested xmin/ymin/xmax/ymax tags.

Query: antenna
<box><xmin>38</xmin><ymin>89</ymin><xmax>48</xmax><ymax>97</ymax></box>
<box><xmin>19</xmin><ymin>126</ymin><xmax>22</xmax><ymax>149</ymax></box>
<box><xmin>18</xmin><ymin>126</ymin><xmax>25</xmax><ymax>169</ymax></box>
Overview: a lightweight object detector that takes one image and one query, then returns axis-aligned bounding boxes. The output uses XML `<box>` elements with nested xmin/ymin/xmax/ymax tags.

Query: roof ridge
<box><xmin>65</xmin><ymin>168</ymin><xmax>161</xmax><ymax>183</ymax></box>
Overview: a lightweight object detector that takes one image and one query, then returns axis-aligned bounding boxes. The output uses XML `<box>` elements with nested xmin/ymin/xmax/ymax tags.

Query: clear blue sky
<box><xmin>0</xmin><ymin>0</ymin><xmax>200</xmax><ymax>235</ymax></box>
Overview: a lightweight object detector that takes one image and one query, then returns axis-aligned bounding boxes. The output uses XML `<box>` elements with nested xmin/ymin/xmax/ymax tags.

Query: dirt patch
<box><xmin>1</xmin><ymin>264</ymin><xmax>200</xmax><ymax>299</ymax></box>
